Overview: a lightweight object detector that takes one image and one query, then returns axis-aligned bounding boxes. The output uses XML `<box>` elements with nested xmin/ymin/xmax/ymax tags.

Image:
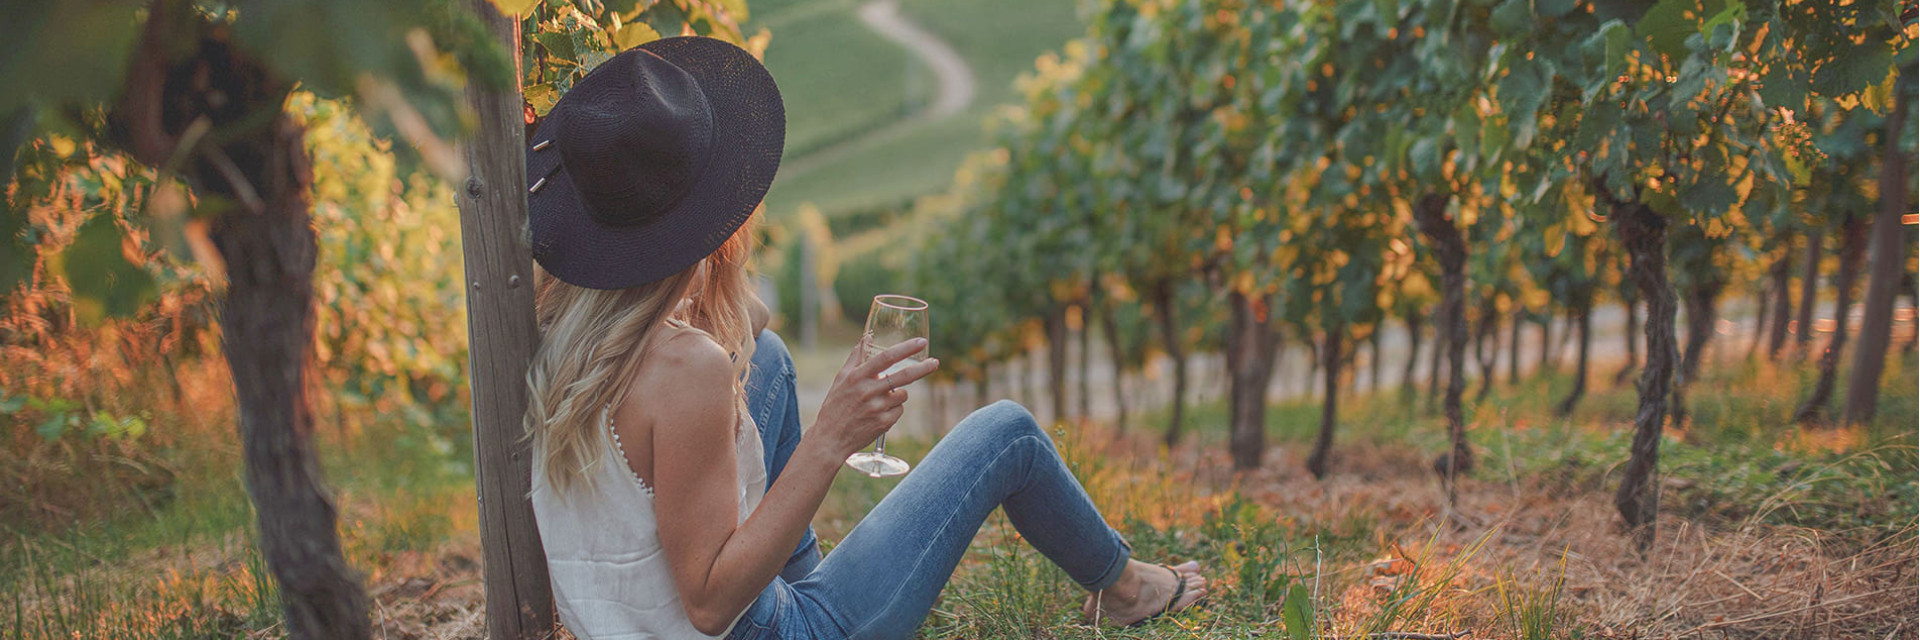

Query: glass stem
<box><xmin>873</xmin><ymin>432</ymin><xmax>888</xmax><ymax>456</ymax></box>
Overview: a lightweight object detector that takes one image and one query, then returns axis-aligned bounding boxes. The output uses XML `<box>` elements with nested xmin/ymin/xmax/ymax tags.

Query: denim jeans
<box><xmin>732</xmin><ymin>329</ymin><xmax>1132</xmax><ymax>640</ymax></box>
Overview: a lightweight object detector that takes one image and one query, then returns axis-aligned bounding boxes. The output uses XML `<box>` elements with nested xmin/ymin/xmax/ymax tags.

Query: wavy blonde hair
<box><xmin>526</xmin><ymin>216</ymin><xmax>759</xmax><ymax>497</ymax></box>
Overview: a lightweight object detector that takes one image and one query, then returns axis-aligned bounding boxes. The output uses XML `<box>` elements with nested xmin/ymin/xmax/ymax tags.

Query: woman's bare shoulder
<box><xmin>625</xmin><ymin>329</ymin><xmax>736</xmax><ymax>440</ymax></box>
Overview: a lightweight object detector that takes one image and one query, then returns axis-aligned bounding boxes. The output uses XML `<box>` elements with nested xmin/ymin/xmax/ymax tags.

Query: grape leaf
<box><xmin>1636</xmin><ymin>0</ymin><xmax>1699</xmax><ymax>59</ymax></box>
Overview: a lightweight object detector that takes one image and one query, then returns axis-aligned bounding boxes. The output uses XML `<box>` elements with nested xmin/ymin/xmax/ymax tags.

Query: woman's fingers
<box><xmin>871</xmin><ymin>358</ymin><xmax>940</xmax><ymax>394</ymax></box>
<box><xmin>853</xmin><ymin>338</ymin><xmax>928</xmax><ymax>379</ymax></box>
<box><xmin>834</xmin><ymin>334</ymin><xmax>871</xmax><ymax>385</ymax></box>
<box><xmin>885</xmin><ymin>358</ymin><xmax>940</xmax><ymax>388</ymax></box>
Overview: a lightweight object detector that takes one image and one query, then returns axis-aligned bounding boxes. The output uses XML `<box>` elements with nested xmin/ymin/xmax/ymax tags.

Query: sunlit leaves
<box><xmin>519</xmin><ymin>0</ymin><xmax>750</xmax><ymax>118</ymax></box>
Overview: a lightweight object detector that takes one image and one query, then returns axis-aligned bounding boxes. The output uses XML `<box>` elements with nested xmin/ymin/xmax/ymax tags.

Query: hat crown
<box><xmin>553</xmin><ymin>49</ymin><xmax>715</xmax><ymax>228</ymax></box>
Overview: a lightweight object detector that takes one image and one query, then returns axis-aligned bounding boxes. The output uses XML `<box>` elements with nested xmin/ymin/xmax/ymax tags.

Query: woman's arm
<box><xmin>646</xmin><ymin>333</ymin><xmax>938</xmax><ymax>634</ymax></box>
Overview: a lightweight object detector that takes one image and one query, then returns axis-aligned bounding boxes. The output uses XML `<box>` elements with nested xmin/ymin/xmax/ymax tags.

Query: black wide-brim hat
<box><xmin>527</xmin><ymin>36</ymin><xmax>784</xmax><ymax>290</ymax></box>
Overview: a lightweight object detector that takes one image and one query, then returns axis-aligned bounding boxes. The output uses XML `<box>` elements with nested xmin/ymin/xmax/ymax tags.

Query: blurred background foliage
<box><xmin>0</xmin><ymin>92</ymin><xmax>477</xmax><ymax>528</ymax></box>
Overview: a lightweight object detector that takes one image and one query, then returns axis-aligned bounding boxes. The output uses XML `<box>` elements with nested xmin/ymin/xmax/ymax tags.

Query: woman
<box><xmin>524</xmin><ymin>37</ymin><xmax>1206</xmax><ymax>640</ymax></box>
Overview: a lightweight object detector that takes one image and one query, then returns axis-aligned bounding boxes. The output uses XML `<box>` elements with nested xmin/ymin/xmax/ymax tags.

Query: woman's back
<box><xmin>531</xmin><ymin>399</ymin><xmax>766</xmax><ymax>639</ymax></box>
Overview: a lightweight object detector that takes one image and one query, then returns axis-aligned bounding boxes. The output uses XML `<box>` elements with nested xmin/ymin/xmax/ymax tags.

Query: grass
<box><xmin>2</xmin><ymin>366</ymin><xmax>482</xmax><ymax>640</ymax></box>
<box><xmin>763</xmin><ymin>114</ymin><xmax>987</xmax><ymax>218</ymax></box>
<box><xmin>5</xmin><ymin>347</ymin><xmax>1914</xmax><ymax>639</ymax></box>
<box><xmin>753</xmin><ymin>0</ymin><xmax>928</xmax><ymax>160</ymax></box>
<box><xmin>898</xmin><ymin>0</ymin><xmax>1086</xmax><ymax>109</ymax></box>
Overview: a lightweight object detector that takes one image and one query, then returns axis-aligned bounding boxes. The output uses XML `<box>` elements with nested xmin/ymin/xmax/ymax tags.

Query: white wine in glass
<box><xmin>845</xmin><ymin>294</ymin><xmax>928</xmax><ymax>477</ymax></box>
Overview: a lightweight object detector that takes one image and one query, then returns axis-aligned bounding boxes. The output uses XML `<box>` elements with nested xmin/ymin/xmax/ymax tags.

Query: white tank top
<box><xmin>531</xmin><ymin>404</ymin><xmax>767</xmax><ymax>640</ymax></box>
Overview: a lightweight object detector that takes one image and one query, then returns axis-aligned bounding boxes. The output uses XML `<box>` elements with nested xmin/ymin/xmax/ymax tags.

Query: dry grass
<box><xmin>1147</xmin><ymin>432</ymin><xmax>1917</xmax><ymax>639</ymax></box>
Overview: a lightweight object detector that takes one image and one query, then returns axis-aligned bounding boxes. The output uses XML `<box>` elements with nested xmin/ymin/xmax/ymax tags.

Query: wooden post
<box><xmin>457</xmin><ymin>1</ymin><xmax>554</xmax><ymax>638</ymax></box>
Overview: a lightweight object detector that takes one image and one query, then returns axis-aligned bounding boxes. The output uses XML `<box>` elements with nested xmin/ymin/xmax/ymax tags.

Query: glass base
<box><xmin>845</xmin><ymin>452</ymin><xmax>910</xmax><ymax>478</ymax></box>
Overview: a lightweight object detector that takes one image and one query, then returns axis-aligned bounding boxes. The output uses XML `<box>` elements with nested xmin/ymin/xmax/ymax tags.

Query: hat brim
<box><xmin>527</xmin><ymin>36</ymin><xmax>784</xmax><ymax>290</ymax></box>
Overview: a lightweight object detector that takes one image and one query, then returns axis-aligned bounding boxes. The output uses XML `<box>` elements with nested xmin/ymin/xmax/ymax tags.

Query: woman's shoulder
<box><xmin>647</xmin><ymin>326</ymin><xmax>732</xmax><ymax>374</ymax></box>
<box><xmin>626</xmin><ymin>328</ymin><xmax>736</xmax><ymax>431</ymax></box>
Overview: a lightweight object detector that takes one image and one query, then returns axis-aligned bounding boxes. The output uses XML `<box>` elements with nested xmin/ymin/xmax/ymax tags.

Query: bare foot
<box><xmin>1081</xmin><ymin>560</ymin><xmax>1207</xmax><ymax>626</ymax></box>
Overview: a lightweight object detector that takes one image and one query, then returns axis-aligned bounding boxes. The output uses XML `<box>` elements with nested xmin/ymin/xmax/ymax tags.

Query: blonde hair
<box><xmin>526</xmin><ymin>216</ymin><xmax>760</xmax><ymax>497</ymax></box>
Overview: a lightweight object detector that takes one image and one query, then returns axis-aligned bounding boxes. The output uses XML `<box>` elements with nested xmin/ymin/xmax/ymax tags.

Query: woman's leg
<box><xmin>745</xmin><ymin>328</ymin><xmax>821</xmax><ymax>580</ymax></box>
<box><xmin>783</xmin><ymin>400</ymin><xmax>1131</xmax><ymax>640</ymax></box>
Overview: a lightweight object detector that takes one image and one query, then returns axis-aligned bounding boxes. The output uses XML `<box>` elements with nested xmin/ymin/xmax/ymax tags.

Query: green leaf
<box><xmin>1636</xmin><ymin>0</ymin><xmax>1698</xmax><ymax>59</ymax></box>
<box><xmin>1697</xmin><ymin>0</ymin><xmax>1744</xmax><ymax>52</ymax></box>
<box><xmin>1603</xmin><ymin>20</ymin><xmax>1633</xmax><ymax>77</ymax></box>
<box><xmin>0</xmin><ymin>0</ymin><xmax>143</xmax><ymax>114</ymax></box>
<box><xmin>88</xmin><ymin>413</ymin><xmax>148</xmax><ymax>440</ymax></box>
<box><xmin>1643</xmin><ymin>189</ymin><xmax>1684</xmax><ymax>217</ymax></box>
<box><xmin>1281</xmin><ymin>582</ymin><xmax>1313</xmax><ymax>640</ymax></box>
<box><xmin>1491</xmin><ymin>0</ymin><xmax>1534</xmax><ymax>37</ymax></box>
<box><xmin>536</xmin><ymin>31</ymin><xmax>579</xmax><ymax>63</ymax></box>
<box><xmin>1497</xmin><ymin>60</ymin><xmax>1549</xmax><ymax>148</ymax></box>
<box><xmin>1758</xmin><ymin>56</ymin><xmax>1809</xmax><ymax>111</ymax></box>
<box><xmin>1409</xmin><ymin>137</ymin><xmax>1442</xmax><ymax>182</ymax></box>
<box><xmin>1679</xmin><ymin>174</ymin><xmax>1737</xmax><ymax>215</ymax></box>
<box><xmin>1812</xmin><ymin>40</ymin><xmax>1893</xmax><ymax>99</ymax></box>
<box><xmin>645</xmin><ymin>0</ymin><xmax>690</xmax><ymax>37</ymax></box>
<box><xmin>0</xmin><ymin>392</ymin><xmax>23</xmax><ymax>414</ymax></box>
<box><xmin>231</xmin><ymin>0</ymin><xmax>429</xmax><ymax>99</ymax></box>
<box><xmin>60</xmin><ymin>215</ymin><xmax>157</xmax><ymax>324</ymax></box>
<box><xmin>1536</xmin><ymin>0</ymin><xmax>1579</xmax><ymax>19</ymax></box>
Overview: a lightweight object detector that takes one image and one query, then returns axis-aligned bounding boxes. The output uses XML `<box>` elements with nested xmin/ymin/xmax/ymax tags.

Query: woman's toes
<box><xmin>1169</xmin><ymin>569</ymin><xmax>1206</xmax><ymax>610</ymax></box>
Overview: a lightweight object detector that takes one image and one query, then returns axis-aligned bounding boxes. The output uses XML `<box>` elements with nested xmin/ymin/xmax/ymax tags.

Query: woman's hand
<box><xmin>807</xmin><ymin>337</ymin><xmax>939</xmax><ymax>459</ymax></box>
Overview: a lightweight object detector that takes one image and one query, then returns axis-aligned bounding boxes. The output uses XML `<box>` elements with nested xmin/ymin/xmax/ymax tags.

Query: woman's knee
<box><xmin>955</xmin><ymin>400</ymin><xmax>1048</xmax><ymax>447</ymax></box>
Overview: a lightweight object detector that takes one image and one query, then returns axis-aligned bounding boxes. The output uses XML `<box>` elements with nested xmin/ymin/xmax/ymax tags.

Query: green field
<box><xmin>900</xmin><ymin>0</ymin><xmax>1085</xmax><ymax>108</ymax></box>
<box><xmin>758</xmin><ymin>0</ymin><xmax>1085</xmax><ymax>223</ymax></box>
<box><xmin>753</xmin><ymin>0</ymin><xmax>927</xmax><ymax>159</ymax></box>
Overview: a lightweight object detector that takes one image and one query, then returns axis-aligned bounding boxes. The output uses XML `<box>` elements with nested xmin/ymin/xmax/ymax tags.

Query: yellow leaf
<box><xmin>613</xmin><ymin>22</ymin><xmax>661</xmax><ymax>50</ymax></box>
<box><xmin>488</xmin><ymin>0</ymin><xmax>542</xmax><ymax>17</ymax></box>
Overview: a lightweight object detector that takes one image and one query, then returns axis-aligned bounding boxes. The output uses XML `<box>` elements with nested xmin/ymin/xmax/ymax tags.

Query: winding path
<box><xmin>779</xmin><ymin>0</ymin><xmax>977</xmax><ymax>178</ymax></box>
<box><xmin>857</xmin><ymin>0</ymin><xmax>976</xmax><ymax>120</ymax></box>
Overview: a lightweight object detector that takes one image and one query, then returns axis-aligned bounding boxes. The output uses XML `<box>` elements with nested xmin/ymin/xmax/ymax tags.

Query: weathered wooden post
<box><xmin>457</xmin><ymin>1</ymin><xmax>554</xmax><ymax>637</ymax></box>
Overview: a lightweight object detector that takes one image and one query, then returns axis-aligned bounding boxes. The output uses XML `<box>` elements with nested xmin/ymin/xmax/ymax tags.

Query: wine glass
<box><xmin>845</xmin><ymin>294</ymin><xmax>928</xmax><ymax>478</ymax></box>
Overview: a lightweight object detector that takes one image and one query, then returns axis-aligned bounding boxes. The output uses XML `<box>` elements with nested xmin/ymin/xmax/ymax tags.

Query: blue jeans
<box><xmin>734</xmin><ymin>329</ymin><xmax>1132</xmax><ymax>640</ymax></box>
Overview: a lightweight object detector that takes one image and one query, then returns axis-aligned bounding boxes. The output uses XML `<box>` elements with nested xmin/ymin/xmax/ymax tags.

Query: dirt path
<box><xmin>858</xmin><ymin>0</ymin><xmax>975</xmax><ymax>120</ymax></box>
<box><xmin>777</xmin><ymin>0</ymin><xmax>977</xmax><ymax>180</ymax></box>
